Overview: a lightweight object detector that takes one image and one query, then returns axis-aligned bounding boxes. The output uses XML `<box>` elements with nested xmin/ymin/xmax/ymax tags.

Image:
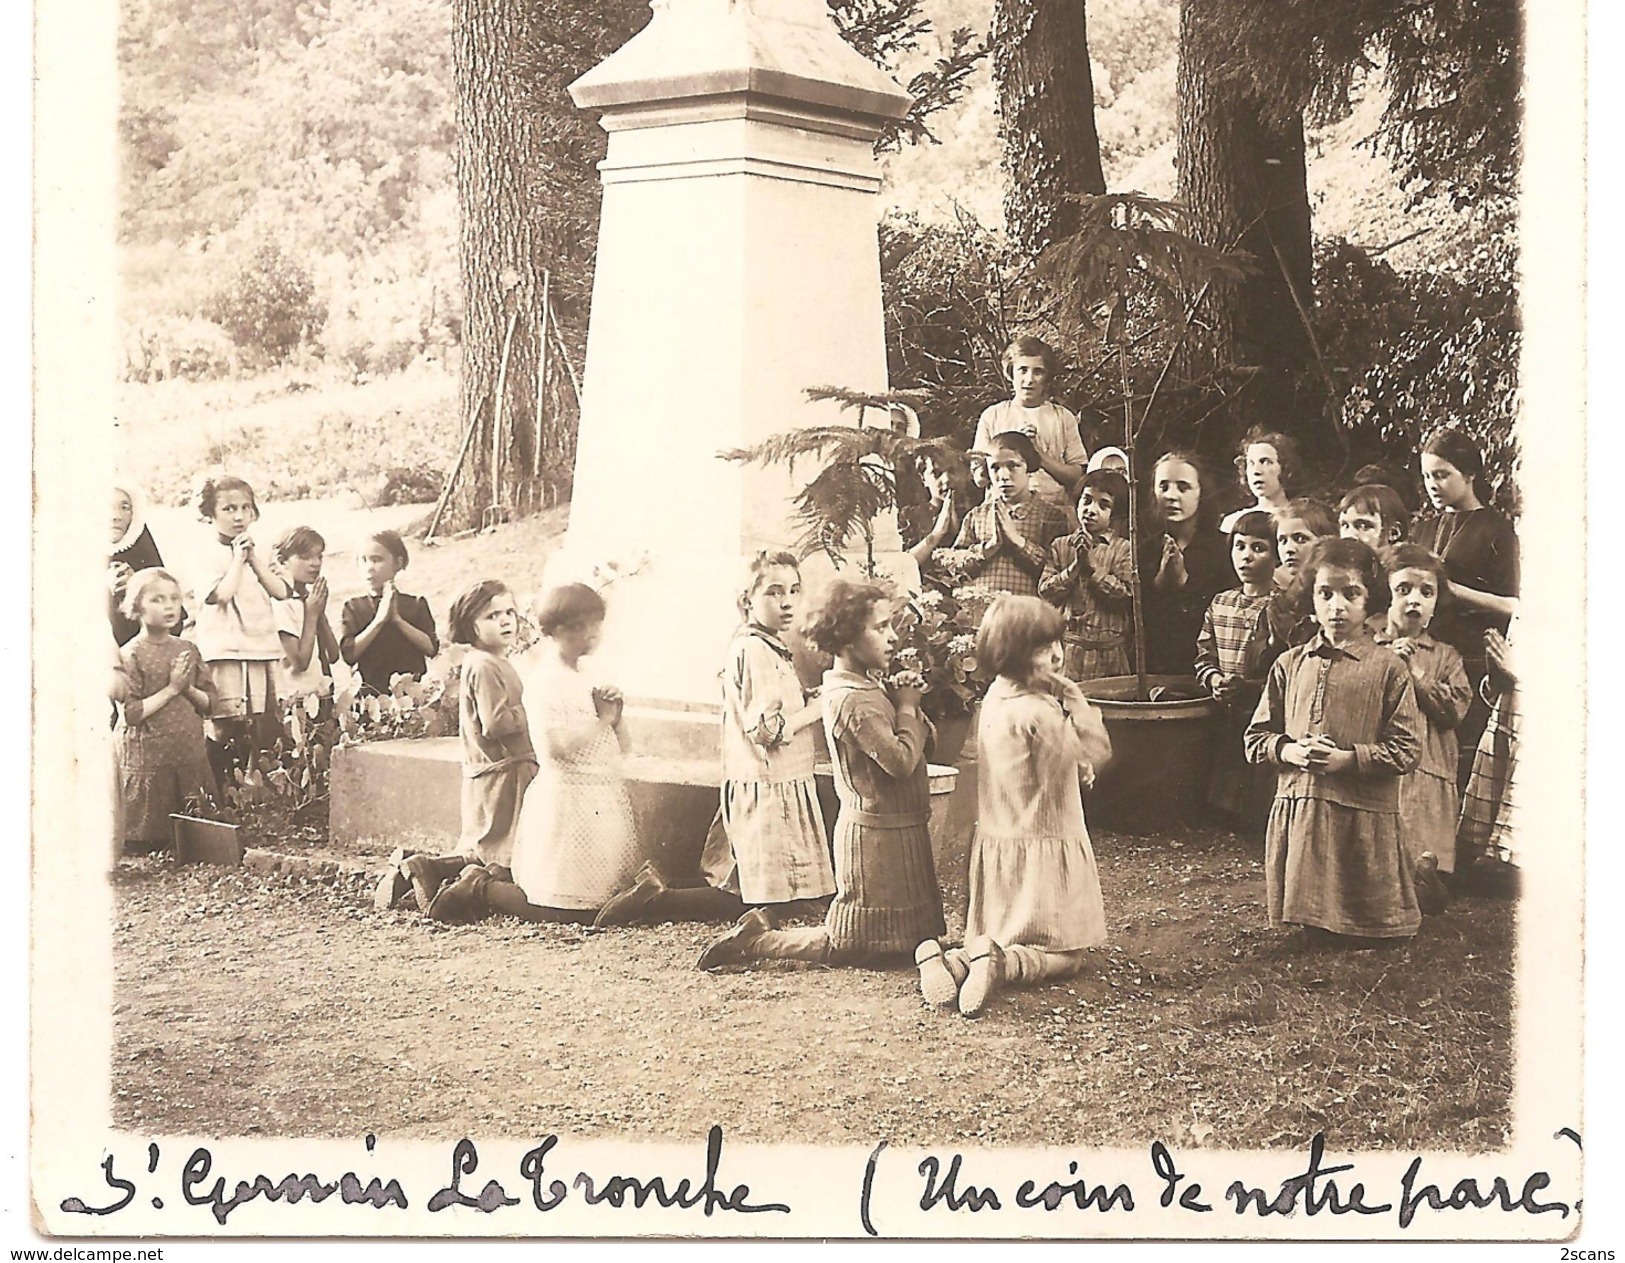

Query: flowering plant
<box><xmin>889</xmin><ymin>584</ymin><xmax>998</xmax><ymax>721</ymax></box>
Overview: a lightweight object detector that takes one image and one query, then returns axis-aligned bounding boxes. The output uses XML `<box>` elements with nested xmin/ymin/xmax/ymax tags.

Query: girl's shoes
<box><xmin>1414</xmin><ymin>851</ymin><xmax>1449</xmax><ymax>916</ymax></box>
<box><xmin>915</xmin><ymin>940</ymin><xmax>963</xmax><ymax>1008</ymax></box>
<box><xmin>425</xmin><ymin>864</ymin><xmax>492</xmax><ymax>923</ymax></box>
<box><xmin>958</xmin><ymin>937</ymin><xmax>1003</xmax><ymax>1018</ymax></box>
<box><xmin>695</xmin><ymin>908</ymin><xmax>772</xmax><ymax>970</ymax></box>
<box><xmin>592</xmin><ymin>862</ymin><xmax>669</xmax><ymax>929</ymax></box>
<box><xmin>372</xmin><ymin>845</ymin><xmax>419</xmax><ymax>911</ymax></box>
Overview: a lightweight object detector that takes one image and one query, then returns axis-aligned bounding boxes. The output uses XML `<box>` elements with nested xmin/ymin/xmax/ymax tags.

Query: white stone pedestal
<box><xmin>550</xmin><ymin>0</ymin><xmax>918</xmax><ymax>758</ymax></box>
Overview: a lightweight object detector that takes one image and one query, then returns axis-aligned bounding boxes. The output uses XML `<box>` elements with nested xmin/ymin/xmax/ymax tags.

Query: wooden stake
<box><xmin>490</xmin><ymin>306</ymin><xmax>520</xmax><ymax>510</ymax></box>
<box><xmin>425</xmin><ymin>397</ymin><xmax>487</xmax><ymax>543</ymax></box>
<box><xmin>535</xmin><ymin>269</ymin><xmax>551</xmax><ymax>478</ymax></box>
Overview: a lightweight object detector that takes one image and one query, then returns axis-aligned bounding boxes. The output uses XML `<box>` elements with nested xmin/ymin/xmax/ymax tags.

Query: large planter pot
<box><xmin>1077</xmin><ymin>675</ymin><xmax>1221</xmax><ymax>835</ymax></box>
<box><xmin>929</xmin><ymin>710</ymin><xmax>976</xmax><ymax>768</ymax></box>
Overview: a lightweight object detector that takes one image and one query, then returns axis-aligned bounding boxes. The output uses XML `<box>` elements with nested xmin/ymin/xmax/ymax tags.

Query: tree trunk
<box><xmin>1175</xmin><ymin>0</ymin><xmax>1314</xmax><ymax>454</ymax></box>
<box><xmin>992</xmin><ymin>0</ymin><xmax>1106</xmax><ymax>259</ymax></box>
<box><xmin>452</xmin><ymin>0</ymin><xmax>549</xmax><ymax>532</ymax></box>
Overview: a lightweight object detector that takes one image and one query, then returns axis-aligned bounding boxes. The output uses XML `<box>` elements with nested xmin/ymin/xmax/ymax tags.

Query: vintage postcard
<box><xmin>24</xmin><ymin>0</ymin><xmax>1599</xmax><ymax>1248</ymax></box>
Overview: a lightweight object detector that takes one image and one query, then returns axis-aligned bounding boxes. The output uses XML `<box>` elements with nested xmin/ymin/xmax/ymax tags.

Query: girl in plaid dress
<box><xmin>1040</xmin><ymin>468</ymin><xmax>1133</xmax><ymax>681</ymax></box>
<box><xmin>1458</xmin><ymin>619</ymin><xmax>1519</xmax><ymax>869</ymax></box>
<box><xmin>1196</xmin><ymin>510</ymin><xmax>1280</xmax><ymax>826</ymax></box>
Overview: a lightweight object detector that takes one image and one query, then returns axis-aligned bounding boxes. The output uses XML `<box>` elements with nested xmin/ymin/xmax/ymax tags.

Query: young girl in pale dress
<box><xmin>1245</xmin><ymin>538</ymin><xmax>1424</xmax><ymax>941</ymax></box>
<box><xmin>593</xmin><ymin>553</ymin><xmax>828</xmax><ymax>927</ymax></box>
<box><xmin>916</xmin><ymin>596</ymin><xmax>1111</xmax><ymax>1017</ymax></box>
<box><xmin>114</xmin><ymin>570</ymin><xmax>217</xmax><ymax>853</ymax></box>
<box><xmin>188</xmin><ymin>474</ymin><xmax>291</xmax><ymax>785</ymax></box>
<box><xmin>1373</xmin><ymin>544</ymin><xmax>1469</xmax><ymax>908</ymax></box>
<box><xmin>509</xmin><ymin>584</ymin><xmax>644</xmax><ymax>914</ymax></box>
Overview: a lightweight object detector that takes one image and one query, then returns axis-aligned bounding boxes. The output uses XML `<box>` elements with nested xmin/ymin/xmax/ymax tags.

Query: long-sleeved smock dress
<box><xmin>1245</xmin><ymin>634</ymin><xmax>1424</xmax><ymax>938</ymax></box>
<box><xmin>704</xmin><ymin>626</ymin><xmax>835</xmax><ymax>904</ymax></box>
<box><xmin>458</xmin><ymin>648</ymin><xmax>539</xmax><ymax>867</ymax></box>
<box><xmin>964</xmin><ymin>676</ymin><xmax>1108</xmax><ymax>950</ymax></box>
<box><xmin>819</xmin><ymin>669</ymin><xmax>946</xmax><ymax>955</ymax></box>
<box><xmin>116</xmin><ymin>635</ymin><xmax>217</xmax><ymax>845</ymax></box>
<box><xmin>1372</xmin><ymin>629</ymin><xmax>1471</xmax><ymax>872</ymax></box>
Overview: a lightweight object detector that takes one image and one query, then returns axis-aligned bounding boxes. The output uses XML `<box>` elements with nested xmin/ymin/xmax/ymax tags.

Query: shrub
<box><xmin>123</xmin><ymin>316</ymin><xmax>239</xmax><ymax>382</ymax></box>
<box><xmin>1314</xmin><ymin>220</ymin><xmax>1520</xmax><ymax>514</ymax></box>
<box><xmin>204</xmin><ymin>243</ymin><xmax>327</xmax><ymax>367</ymax></box>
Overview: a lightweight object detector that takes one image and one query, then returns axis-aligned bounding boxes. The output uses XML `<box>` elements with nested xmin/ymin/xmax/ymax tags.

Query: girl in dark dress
<box><xmin>1409</xmin><ymin>429</ymin><xmax>1518</xmax><ymax>787</ymax></box>
<box><xmin>1137</xmin><ymin>450</ymin><xmax>1232</xmax><ymax>677</ymax></box>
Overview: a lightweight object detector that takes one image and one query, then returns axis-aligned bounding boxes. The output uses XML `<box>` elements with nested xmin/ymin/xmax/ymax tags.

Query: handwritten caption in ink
<box><xmin>59</xmin><ymin>1126</ymin><xmax>1580</xmax><ymax>1235</ymax></box>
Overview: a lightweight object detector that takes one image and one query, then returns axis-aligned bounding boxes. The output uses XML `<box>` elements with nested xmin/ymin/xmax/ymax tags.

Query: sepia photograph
<box><xmin>25</xmin><ymin>0</ymin><xmax>1596</xmax><ymax>1244</ymax></box>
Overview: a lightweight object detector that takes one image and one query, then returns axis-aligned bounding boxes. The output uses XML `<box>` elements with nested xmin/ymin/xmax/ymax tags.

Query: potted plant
<box><xmin>1036</xmin><ymin>193</ymin><xmax>1253</xmax><ymax>832</ymax></box>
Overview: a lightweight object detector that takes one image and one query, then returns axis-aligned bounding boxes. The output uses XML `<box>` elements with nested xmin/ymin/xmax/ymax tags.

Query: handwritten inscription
<box><xmin>61</xmin><ymin>1127</ymin><xmax>789</xmax><ymax>1225</ymax></box>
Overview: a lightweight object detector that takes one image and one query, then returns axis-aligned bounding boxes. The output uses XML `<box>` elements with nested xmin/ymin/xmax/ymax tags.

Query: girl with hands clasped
<box><xmin>1138</xmin><ymin>450</ymin><xmax>1232</xmax><ymax>675</ymax></box>
<box><xmin>1373</xmin><ymin>545</ymin><xmax>1470</xmax><ymax>902</ymax></box>
<box><xmin>273</xmin><ymin>527</ymin><xmax>339</xmax><ymax>705</ymax></box>
<box><xmin>189</xmin><ymin>475</ymin><xmax>290</xmax><ymax>784</ymax></box>
<box><xmin>1245</xmin><ymin>538</ymin><xmax>1424</xmax><ymax>942</ymax></box>
<box><xmin>340</xmin><ymin>530</ymin><xmax>438</xmax><ymax>695</ymax></box>
<box><xmin>917</xmin><ymin>596</ymin><xmax>1111</xmax><ymax>1017</ymax></box>
<box><xmin>114</xmin><ymin>569</ymin><xmax>217</xmax><ymax>854</ymax></box>
<box><xmin>505</xmin><ymin>584</ymin><xmax>644</xmax><ymax>918</ymax></box>
<box><xmin>695</xmin><ymin>578</ymin><xmax>946</xmax><ymax>970</ymax></box>
<box><xmin>598</xmin><ymin>553</ymin><xmax>831</xmax><ymax>928</ymax></box>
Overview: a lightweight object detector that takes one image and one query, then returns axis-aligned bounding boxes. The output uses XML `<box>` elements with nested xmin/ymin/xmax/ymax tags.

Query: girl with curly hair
<box><xmin>696</xmin><ymin>577</ymin><xmax>947</xmax><ymax>969</ymax></box>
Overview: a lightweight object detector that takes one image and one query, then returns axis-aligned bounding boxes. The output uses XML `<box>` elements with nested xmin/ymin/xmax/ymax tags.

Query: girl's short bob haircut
<box><xmin>1148</xmin><ymin>449</ymin><xmax>1221</xmax><ymax>532</ymax></box>
<box><xmin>121</xmin><ymin>567</ymin><xmax>182</xmax><ymax>621</ymax></box>
<box><xmin>1001</xmin><ymin>335</ymin><xmax>1057</xmax><ymax>377</ymax></box>
<box><xmin>1277</xmin><ymin>496</ymin><xmax>1337</xmax><ymax>539</ymax></box>
<box><xmin>1233</xmin><ymin>427</ymin><xmax>1302</xmax><ymax>497</ymax></box>
<box><xmin>1297</xmin><ymin>537</ymin><xmax>1390</xmax><ymax>619</ymax></box>
<box><xmin>274</xmin><ymin>526</ymin><xmax>326</xmax><ymax>562</ymax></box>
<box><xmin>449</xmin><ymin>579</ymin><xmax>512</xmax><ymax>646</ymax></box>
<box><xmin>986</xmin><ymin>429</ymin><xmax>1041</xmax><ymax>473</ymax></box>
<box><xmin>367</xmin><ymin>529</ymin><xmax>410</xmax><ymax>570</ymax></box>
<box><xmin>800</xmin><ymin>577</ymin><xmax>891</xmax><ymax>658</ymax></box>
<box><xmin>738</xmin><ymin>550</ymin><xmax>801</xmax><ymax>619</ymax></box>
<box><xmin>976</xmin><ymin>595</ymin><xmax>1065</xmax><ymax>682</ymax></box>
<box><xmin>194</xmin><ymin>474</ymin><xmax>260</xmax><ymax>523</ymax></box>
<box><xmin>1339</xmin><ymin>484</ymin><xmax>1411</xmax><ymax>542</ymax></box>
<box><xmin>1230</xmin><ymin>509</ymin><xmax>1277</xmax><ymax>542</ymax></box>
<box><xmin>1379</xmin><ymin>542</ymin><xmax>1452</xmax><ymax>618</ymax></box>
<box><xmin>1078</xmin><ymin>468</ymin><xmax>1130</xmax><ymax>526</ymax></box>
<box><xmin>535</xmin><ymin>583</ymin><xmax>607</xmax><ymax>636</ymax></box>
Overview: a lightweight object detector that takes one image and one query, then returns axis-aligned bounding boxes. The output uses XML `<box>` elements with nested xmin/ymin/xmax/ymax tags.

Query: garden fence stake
<box><xmin>491</xmin><ymin>305</ymin><xmax>520</xmax><ymax>518</ymax></box>
<box><xmin>535</xmin><ymin>268</ymin><xmax>551</xmax><ymax>479</ymax></box>
<box><xmin>424</xmin><ymin>396</ymin><xmax>488</xmax><ymax>543</ymax></box>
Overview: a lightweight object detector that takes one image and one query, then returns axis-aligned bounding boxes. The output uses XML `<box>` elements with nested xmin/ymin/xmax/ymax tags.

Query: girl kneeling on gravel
<box><xmin>916</xmin><ymin>595</ymin><xmax>1111</xmax><ymax>1017</ymax></box>
<box><xmin>695</xmin><ymin>578</ymin><xmax>946</xmax><ymax>970</ymax></box>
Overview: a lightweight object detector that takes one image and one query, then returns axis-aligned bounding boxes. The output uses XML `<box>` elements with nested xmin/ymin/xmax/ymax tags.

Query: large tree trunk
<box><xmin>453</xmin><ymin>0</ymin><xmax>548</xmax><ymax>532</ymax></box>
<box><xmin>992</xmin><ymin>0</ymin><xmax>1106</xmax><ymax>258</ymax></box>
<box><xmin>1175</xmin><ymin>0</ymin><xmax>1314</xmax><ymax>454</ymax></box>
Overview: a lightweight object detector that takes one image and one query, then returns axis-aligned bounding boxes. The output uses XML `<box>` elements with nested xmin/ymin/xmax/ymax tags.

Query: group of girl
<box><xmin>897</xmin><ymin>335</ymin><xmax>1519</xmax><ymax>945</ymax></box>
<box><xmin>110</xmin><ymin>473</ymin><xmax>440</xmax><ymax>855</ymax></box>
<box><xmin>111</xmin><ymin>360</ymin><xmax>1521</xmax><ymax>1002</ymax></box>
<box><xmin>384</xmin><ymin>553</ymin><xmax>1111</xmax><ymax>1020</ymax></box>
